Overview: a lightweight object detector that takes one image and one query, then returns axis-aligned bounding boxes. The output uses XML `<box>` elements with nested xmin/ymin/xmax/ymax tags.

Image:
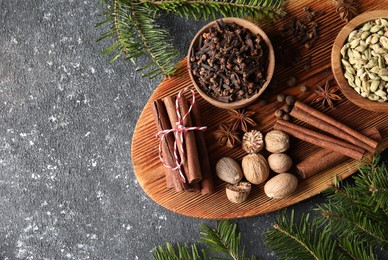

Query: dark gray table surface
<box><xmin>1</xmin><ymin>1</ymin><xmax>387</xmax><ymax>259</ymax></box>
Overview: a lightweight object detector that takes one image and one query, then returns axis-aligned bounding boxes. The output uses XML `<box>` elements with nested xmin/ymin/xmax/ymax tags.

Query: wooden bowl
<box><xmin>332</xmin><ymin>10</ymin><xmax>388</xmax><ymax>112</ymax></box>
<box><xmin>187</xmin><ymin>18</ymin><xmax>275</xmax><ymax>110</ymax></box>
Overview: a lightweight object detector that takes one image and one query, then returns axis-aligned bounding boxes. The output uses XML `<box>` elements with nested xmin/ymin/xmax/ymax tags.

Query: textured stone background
<box><xmin>0</xmin><ymin>1</ymin><xmax>387</xmax><ymax>259</ymax></box>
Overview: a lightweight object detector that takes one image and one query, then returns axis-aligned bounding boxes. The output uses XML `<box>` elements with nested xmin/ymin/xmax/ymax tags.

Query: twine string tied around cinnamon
<box><xmin>156</xmin><ymin>89</ymin><xmax>207</xmax><ymax>183</ymax></box>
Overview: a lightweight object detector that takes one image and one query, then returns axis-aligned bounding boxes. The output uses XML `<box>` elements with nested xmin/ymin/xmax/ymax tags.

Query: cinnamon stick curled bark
<box><xmin>191</xmin><ymin>100</ymin><xmax>214</xmax><ymax>195</ymax></box>
<box><xmin>163</xmin><ymin>95</ymin><xmax>202</xmax><ymax>184</ymax></box>
<box><xmin>290</xmin><ymin>106</ymin><xmax>374</xmax><ymax>153</ymax></box>
<box><xmin>276</xmin><ymin>117</ymin><xmax>365</xmax><ymax>154</ymax></box>
<box><xmin>296</xmin><ymin>127</ymin><xmax>381</xmax><ymax>179</ymax></box>
<box><xmin>274</xmin><ymin>119</ymin><xmax>364</xmax><ymax>160</ymax></box>
<box><xmin>151</xmin><ymin>99</ymin><xmax>188</xmax><ymax>192</ymax></box>
<box><xmin>290</xmin><ymin>107</ymin><xmax>374</xmax><ymax>152</ymax></box>
<box><xmin>293</xmin><ymin>100</ymin><xmax>378</xmax><ymax>151</ymax></box>
<box><xmin>296</xmin><ymin>149</ymin><xmax>348</xmax><ymax>179</ymax></box>
<box><xmin>178</xmin><ymin>95</ymin><xmax>202</xmax><ymax>184</ymax></box>
<box><xmin>163</xmin><ymin>96</ymin><xmax>191</xmax><ymax>183</ymax></box>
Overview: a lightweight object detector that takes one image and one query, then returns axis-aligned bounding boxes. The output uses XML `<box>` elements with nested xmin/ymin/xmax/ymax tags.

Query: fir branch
<box><xmin>264</xmin><ymin>210</ymin><xmax>340</xmax><ymax>260</ymax></box>
<box><xmin>317</xmin><ymin>156</ymin><xmax>388</xmax><ymax>249</ymax></box>
<box><xmin>152</xmin><ymin>242</ymin><xmax>207</xmax><ymax>259</ymax></box>
<box><xmin>265</xmin><ymin>156</ymin><xmax>387</xmax><ymax>259</ymax></box>
<box><xmin>98</xmin><ymin>0</ymin><xmax>179</xmax><ymax>78</ymax></box>
<box><xmin>98</xmin><ymin>1</ymin><xmax>145</xmax><ymax>62</ymax></box>
<box><xmin>337</xmin><ymin>237</ymin><xmax>377</xmax><ymax>260</ymax></box>
<box><xmin>318</xmin><ymin>204</ymin><xmax>388</xmax><ymax>248</ymax></box>
<box><xmin>320</xmin><ymin>183</ymin><xmax>383</xmax><ymax>224</ymax></box>
<box><xmin>355</xmin><ymin>156</ymin><xmax>388</xmax><ymax>214</ymax></box>
<box><xmin>152</xmin><ymin>221</ymin><xmax>256</xmax><ymax>259</ymax></box>
<box><xmin>130</xmin><ymin>1</ymin><xmax>179</xmax><ymax>78</ymax></box>
<box><xmin>199</xmin><ymin>220</ymin><xmax>256</xmax><ymax>260</ymax></box>
<box><xmin>97</xmin><ymin>0</ymin><xmax>287</xmax><ymax>78</ymax></box>
<box><xmin>143</xmin><ymin>0</ymin><xmax>288</xmax><ymax>21</ymax></box>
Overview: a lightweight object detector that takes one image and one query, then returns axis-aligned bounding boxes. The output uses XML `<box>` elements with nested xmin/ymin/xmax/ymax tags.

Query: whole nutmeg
<box><xmin>226</xmin><ymin>182</ymin><xmax>251</xmax><ymax>203</ymax></box>
<box><xmin>264</xmin><ymin>173</ymin><xmax>298</xmax><ymax>199</ymax></box>
<box><xmin>268</xmin><ymin>153</ymin><xmax>293</xmax><ymax>173</ymax></box>
<box><xmin>242</xmin><ymin>130</ymin><xmax>264</xmax><ymax>154</ymax></box>
<box><xmin>216</xmin><ymin>157</ymin><xmax>243</xmax><ymax>184</ymax></box>
<box><xmin>265</xmin><ymin>130</ymin><xmax>290</xmax><ymax>153</ymax></box>
<box><xmin>241</xmin><ymin>154</ymin><xmax>270</xmax><ymax>184</ymax></box>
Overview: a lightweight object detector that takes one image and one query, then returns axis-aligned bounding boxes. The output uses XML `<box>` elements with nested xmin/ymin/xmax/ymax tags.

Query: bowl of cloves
<box><xmin>188</xmin><ymin>18</ymin><xmax>275</xmax><ymax>109</ymax></box>
<box><xmin>332</xmin><ymin>10</ymin><xmax>388</xmax><ymax>112</ymax></box>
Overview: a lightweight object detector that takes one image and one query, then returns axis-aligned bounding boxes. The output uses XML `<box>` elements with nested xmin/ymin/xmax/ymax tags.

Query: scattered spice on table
<box><xmin>333</xmin><ymin>0</ymin><xmax>359</xmax><ymax>23</ymax></box>
<box><xmin>275</xmin><ymin>109</ymin><xmax>284</xmax><ymax>118</ymax></box>
<box><xmin>285</xmin><ymin>95</ymin><xmax>296</xmax><ymax>105</ymax></box>
<box><xmin>283</xmin><ymin>105</ymin><xmax>293</xmax><ymax>114</ymax></box>
<box><xmin>312</xmin><ymin>80</ymin><xmax>342</xmax><ymax>108</ymax></box>
<box><xmin>287</xmin><ymin>77</ymin><xmax>297</xmax><ymax>87</ymax></box>
<box><xmin>214</xmin><ymin>124</ymin><xmax>241</xmax><ymax>148</ymax></box>
<box><xmin>277</xmin><ymin>94</ymin><xmax>286</xmax><ymax>103</ymax></box>
<box><xmin>282</xmin><ymin>6</ymin><xmax>323</xmax><ymax>50</ymax></box>
<box><xmin>227</xmin><ymin>109</ymin><xmax>257</xmax><ymax>132</ymax></box>
<box><xmin>279</xmin><ymin>7</ymin><xmax>322</xmax><ymax>70</ymax></box>
<box><xmin>299</xmin><ymin>84</ymin><xmax>308</xmax><ymax>93</ymax></box>
<box><xmin>304</xmin><ymin>55</ymin><xmax>312</xmax><ymax>70</ymax></box>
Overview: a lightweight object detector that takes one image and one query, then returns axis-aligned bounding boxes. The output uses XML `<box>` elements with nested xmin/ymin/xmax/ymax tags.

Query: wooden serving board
<box><xmin>131</xmin><ymin>1</ymin><xmax>388</xmax><ymax>219</ymax></box>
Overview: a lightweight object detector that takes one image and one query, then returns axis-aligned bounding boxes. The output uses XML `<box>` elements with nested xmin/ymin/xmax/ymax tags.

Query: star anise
<box><xmin>333</xmin><ymin>0</ymin><xmax>359</xmax><ymax>23</ymax></box>
<box><xmin>312</xmin><ymin>80</ymin><xmax>342</xmax><ymax>108</ymax></box>
<box><xmin>214</xmin><ymin>124</ymin><xmax>241</xmax><ymax>148</ymax></box>
<box><xmin>227</xmin><ymin>109</ymin><xmax>257</xmax><ymax>132</ymax></box>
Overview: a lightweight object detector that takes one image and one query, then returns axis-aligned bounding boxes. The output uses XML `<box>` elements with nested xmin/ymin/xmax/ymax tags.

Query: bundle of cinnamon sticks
<box><xmin>151</xmin><ymin>92</ymin><xmax>214</xmax><ymax>194</ymax></box>
<box><xmin>274</xmin><ymin>100</ymin><xmax>380</xmax><ymax>179</ymax></box>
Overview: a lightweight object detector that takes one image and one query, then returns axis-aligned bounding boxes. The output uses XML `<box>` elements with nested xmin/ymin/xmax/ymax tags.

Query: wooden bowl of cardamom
<box><xmin>332</xmin><ymin>10</ymin><xmax>388</xmax><ymax>112</ymax></box>
<box><xmin>187</xmin><ymin>18</ymin><xmax>275</xmax><ymax>109</ymax></box>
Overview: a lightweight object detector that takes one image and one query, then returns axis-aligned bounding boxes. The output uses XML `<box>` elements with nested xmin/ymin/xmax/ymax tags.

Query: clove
<box><xmin>282</xmin><ymin>6</ymin><xmax>321</xmax><ymax>50</ymax></box>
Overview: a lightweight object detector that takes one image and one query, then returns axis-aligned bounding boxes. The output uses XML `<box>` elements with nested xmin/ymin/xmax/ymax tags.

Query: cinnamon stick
<box><xmin>296</xmin><ymin>127</ymin><xmax>381</xmax><ymax>179</ymax></box>
<box><xmin>163</xmin><ymin>96</ymin><xmax>191</xmax><ymax>182</ymax></box>
<box><xmin>290</xmin><ymin>106</ymin><xmax>375</xmax><ymax>153</ymax></box>
<box><xmin>191</xmin><ymin>100</ymin><xmax>214</xmax><ymax>195</ymax></box>
<box><xmin>276</xmin><ymin>119</ymin><xmax>365</xmax><ymax>155</ymax></box>
<box><xmin>151</xmin><ymin>99</ymin><xmax>188</xmax><ymax>192</ymax></box>
<box><xmin>274</xmin><ymin>119</ymin><xmax>364</xmax><ymax>160</ymax></box>
<box><xmin>294</xmin><ymin>100</ymin><xmax>378</xmax><ymax>150</ymax></box>
<box><xmin>297</xmin><ymin>149</ymin><xmax>348</xmax><ymax>179</ymax></box>
<box><xmin>178</xmin><ymin>95</ymin><xmax>202</xmax><ymax>184</ymax></box>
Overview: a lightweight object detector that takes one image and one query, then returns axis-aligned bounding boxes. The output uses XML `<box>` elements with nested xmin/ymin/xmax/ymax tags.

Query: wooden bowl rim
<box><xmin>187</xmin><ymin>17</ymin><xmax>275</xmax><ymax>109</ymax></box>
<box><xmin>331</xmin><ymin>10</ymin><xmax>388</xmax><ymax>112</ymax></box>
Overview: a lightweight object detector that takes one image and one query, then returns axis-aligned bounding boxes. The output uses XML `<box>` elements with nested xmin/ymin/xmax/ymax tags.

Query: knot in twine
<box><xmin>157</xmin><ymin>89</ymin><xmax>207</xmax><ymax>183</ymax></box>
